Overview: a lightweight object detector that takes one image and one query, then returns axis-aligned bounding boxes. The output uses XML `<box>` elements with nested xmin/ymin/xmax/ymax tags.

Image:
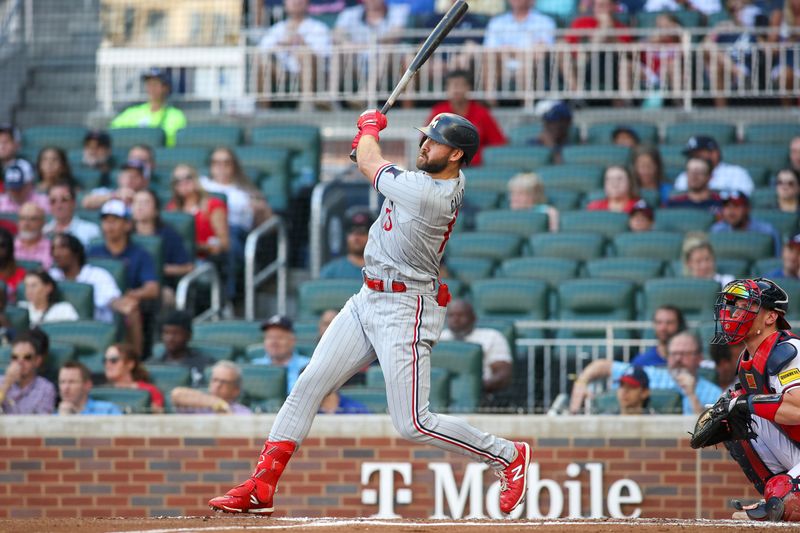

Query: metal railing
<box><xmin>95</xmin><ymin>26</ymin><xmax>800</xmax><ymax>112</ymax></box>
<box><xmin>175</xmin><ymin>262</ymin><xmax>222</xmax><ymax>322</ymax></box>
<box><xmin>244</xmin><ymin>215</ymin><xmax>288</xmax><ymax>320</ymax></box>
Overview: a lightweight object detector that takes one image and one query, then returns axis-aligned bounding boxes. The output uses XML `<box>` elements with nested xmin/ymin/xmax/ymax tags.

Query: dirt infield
<box><xmin>0</xmin><ymin>517</ymin><xmax>797</xmax><ymax>533</ymax></box>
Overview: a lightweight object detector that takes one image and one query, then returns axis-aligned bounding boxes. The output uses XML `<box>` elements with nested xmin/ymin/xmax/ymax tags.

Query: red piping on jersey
<box><xmin>373</xmin><ymin>163</ymin><xmax>392</xmax><ymax>191</ymax></box>
<box><xmin>409</xmin><ymin>296</ymin><xmax>509</xmax><ymax>467</ymax></box>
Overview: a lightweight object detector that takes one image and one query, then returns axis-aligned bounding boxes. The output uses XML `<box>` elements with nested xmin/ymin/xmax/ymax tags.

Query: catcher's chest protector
<box><xmin>738</xmin><ymin>331</ymin><xmax>787</xmax><ymax>394</ymax></box>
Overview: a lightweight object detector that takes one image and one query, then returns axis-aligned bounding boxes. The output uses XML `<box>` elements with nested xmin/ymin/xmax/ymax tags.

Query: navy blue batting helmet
<box><xmin>416</xmin><ymin>113</ymin><xmax>479</xmax><ymax>165</ymax></box>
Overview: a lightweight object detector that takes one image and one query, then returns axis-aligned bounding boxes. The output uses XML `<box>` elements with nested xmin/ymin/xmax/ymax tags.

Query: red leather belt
<box><xmin>364</xmin><ymin>276</ymin><xmax>406</xmax><ymax>293</ymax></box>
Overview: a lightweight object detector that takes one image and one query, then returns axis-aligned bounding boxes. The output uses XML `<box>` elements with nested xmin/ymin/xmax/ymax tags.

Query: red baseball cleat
<box><xmin>497</xmin><ymin>441</ymin><xmax>531</xmax><ymax>514</ymax></box>
<box><xmin>208</xmin><ymin>440</ymin><xmax>296</xmax><ymax>514</ymax></box>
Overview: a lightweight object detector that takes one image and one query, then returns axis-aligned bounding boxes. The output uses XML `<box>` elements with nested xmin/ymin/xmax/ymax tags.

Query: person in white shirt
<box><xmin>439</xmin><ymin>299</ymin><xmax>513</xmax><ymax>403</ymax></box>
<box><xmin>43</xmin><ymin>182</ymin><xmax>101</xmax><ymax>247</ymax></box>
<box><xmin>20</xmin><ymin>270</ymin><xmax>79</xmax><ymax>327</ymax></box>
<box><xmin>643</xmin><ymin>0</ymin><xmax>722</xmax><ymax>16</ymax></box>
<box><xmin>48</xmin><ymin>233</ymin><xmax>121</xmax><ymax>324</ymax></box>
<box><xmin>672</xmin><ymin>135</ymin><xmax>754</xmax><ymax>196</ymax></box>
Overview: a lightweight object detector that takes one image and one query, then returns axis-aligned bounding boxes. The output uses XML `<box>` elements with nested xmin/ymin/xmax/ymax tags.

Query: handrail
<box><xmin>175</xmin><ymin>262</ymin><xmax>222</xmax><ymax>322</ymax></box>
<box><xmin>244</xmin><ymin>215</ymin><xmax>288</xmax><ymax>320</ymax></box>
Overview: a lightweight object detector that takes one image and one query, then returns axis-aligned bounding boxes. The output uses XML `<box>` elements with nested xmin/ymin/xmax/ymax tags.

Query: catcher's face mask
<box><xmin>713</xmin><ymin>279</ymin><xmax>761</xmax><ymax>345</ymax></box>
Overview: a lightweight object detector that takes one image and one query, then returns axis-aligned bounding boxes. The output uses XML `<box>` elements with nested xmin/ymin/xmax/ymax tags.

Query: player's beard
<box><xmin>417</xmin><ymin>153</ymin><xmax>448</xmax><ymax>174</ymax></box>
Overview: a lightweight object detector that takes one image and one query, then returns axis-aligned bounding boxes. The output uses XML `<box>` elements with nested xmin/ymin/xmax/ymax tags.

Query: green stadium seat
<box><xmin>709</xmin><ymin>232</ymin><xmax>776</xmax><ymax>262</ymax></box>
<box><xmin>722</xmin><ymin>144</ymin><xmax>788</xmax><ymax>173</ymax></box>
<box><xmin>612</xmin><ymin>231</ymin><xmax>684</xmax><ymax>261</ymax></box>
<box><xmin>475</xmin><ymin>209</ymin><xmax>549</xmax><ymax>237</ymax></box>
<box><xmin>751</xmin><ymin>187</ymin><xmax>776</xmax><ymax>209</ymax></box>
<box><xmin>445</xmin><ymin>232</ymin><xmax>522</xmax><ymax>261</ymax></box>
<box><xmin>560</xmin><ymin>210</ymin><xmax>629</xmax><ymax>239</ymax></box>
<box><xmin>742</xmin><ymin>166</ymin><xmax>770</xmax><ymax>188</ymax></box>
<box><xmin>58</xmin><ymin>281</ymin><xmax>94</xmax><ymax>320</ymax></box>
<box><xmin>498</xmin><ymin>257</ymin><xmax>580</xmax><ymax>286</ymax></box>
<box><xmin>752</xmin><ymin>210</ymin><xmax>798</xmax><ymax>240</ymax></box>
<box><xmin>744</xmin><ymin>123</ymin><xmax>800</xmax><ymax>145</ymax></box>
<box><xmin>463</xmin><ymin>167</ymin><xmax>518</xmax><ymax>194</ymax></box>
<box><xmin>779</xmin><ymin>278</ymin><xmax>800</xmax><ymax>320</ymax></box>
<box><xmin>481</xmin><ymin>146</ymin><xmax>552</xmax><ymax>170</ymax></box>
<box><xmin>239</xmin><ymin>365</ymin><xmax>287</xmax><ymax>412</ymax></box>
<box><xmin>22</xmin><ymin>125</ymin><xmax>87</xmax><ymax>151</ymax></box>
<box><xmin>431</xmin><ymin>340</ymin><xmax>482</xmax><ymax>412</ymax></box>
<box><xmin>87</xmin><ymin>258</ymin><xmax>126</xmax><ymax>291</ymax></box>
<box><xmin>17</xmin><ymin>259</ymin><xmax>42</xmax><ymax>272</ymax></box>
<box><xmin>297</xmin><ymin>279</ymin><xmax>362</xmax><ymax>319</ymax></box>
<box><xmin>89</xmin><ymin>387</ymin><xmax>151</xmax><ymax>413</ymax></box>
<box><xmin>446</xmin><ymin>257</ymin><xmax>495</xmax><ymax>284</ymax></box>
<box><xmin>465</xmin><ymin>191</ymin><xmax>500</xmax><ymax>211</ymax></box>
<box><xmin>546</xmin><ymin>188</ymin><xmax>582</xmax><ymax>210</ymax></box>
<box><xmin>362</xmin><ymin>366</ymin><xmax>449</xmax><ymax>411</ymax></box>
<box><xmin>557</xmin><ymin>278</ymin><xmax>637</xmax><ymax>337</ymax></box>
<box><xmin>659</xmin><ymin>144</ymin><xmax>688</xmax><ymax>168</ymax></box>
<box><xmin>261</xmin><ymin>175</ymin><xmax>290</xmax><ymax>212</ymax></box>
<box><xmin>233</xmin><ymin>146</ymin><xmax>292</xmax><ymax>184</ymax></box>
<box><xmin>561</xmin><ymin>145</ymin><xmax>631</xmax><ymax>166</ymax></box>
<box><xmin>753</xmin><ymin>257</ymin><xmax>783</xmax><ymax>277</ymax></box>
<box><xmin>336</xmin><ymin>387</ymin><xmax>388</xmax><ymax>414</ymax></box>
<box><xmin>176</xmin><ymin>125</ymin><xmax>243</xmax><ymax>148</ymax></box>
<box><xmin>636</xmin><ymin>9</ymin><xmax>703</xmax><ymax>29</ymax></box>
<box><xmin>130</xmin><ymin>234</ymin><xmax>163</xmax><ymax>280</ymax></box>
<box><xmin>152</xmin><ymin>341</ymin><xmax>235</xmax><ymax>362</ymax></box>
<box><xmin>538</xmin><ymin>164</ymin><xmax>605</xmax><ymax>194</ymax></box>
<box><xmin>470</xmin><ymin>278</ymin><xmax>549</xmax><ymax>322</ymax></box>
<box><xmin>194</xmin><ymin>321</ymin><xmax>263</xmax><ymax>358</ymax></box>
<box><xmin>109</xmin><ymin>128</ymin><xmax>165</xmax><ymax>150</ymax></box>
<box><xmin>72</xmin><ymin>167</ymin><xmax>103</xmax><ymax>190</ymax></box>
<box><xmin>654</xmin><ymin>208</ymin><xmax>715</xmax><ymax>233</ymax></box>
<box><xmin>153</xmin><ymin>147</ymin><xmax>209</xmax><ymax>173</ymax></box>
<box><xmin>664</xmin><ymin>122</ymin><xmax>737</xmax><ymax>145</ymax></box>
<box><xmin>585</xmin><ymin>123</ymin><xmax>659</xmax><ymax>145</ymax></box>
<box><xmin>40</xmin><ymin>341</ymin><xmax>77</xmax><ymax>383</ymax></box>
<box><xmin>161</xmin><ymin>211</ymin><xmax>197</xmax><ymax>259</ymax></box>
<box><xmin>507</xmin><ymin>123</ymin><xmax>580</xmax><ymax>145</ymax></box>
<box><xmin>529</xmin><ymin>232</ymin><xmax>605</xmax><ymax>261</ymax></box>
<box><xmin>715</xmin><ymin>258</ymin><xmax>750</xmax><ymax>278</ymax></box>
<box><xmin>643</xmin><ymin>278</ymin><xmax>721</xmax><ymax>322</ymax></box>
<box><xmin>146</xmin><ymin>365</ymin><xmax>191</xmax><ymax>393</ymax></box>
<box><xmin>442</xmin><ymin>277</ymin><xmax>464</xmax><ymax>298</ymax></box>
<box><xmin>585</xmin><ymin>257</ymin><xmax>665</xmax><ymax>285</ymax></box>
<box><xmin>251</xmin><ymin>125</ymin><xmax>321</xmax><ymax>195</ymax></box>
<box><xmin>6</xmin><ymin>305</ymin><xmax>29</xmax><ymax>334</ymax></box>
<box><xmin>40</xmin><ymin>320</ymin><xmax>117</xmax><ymax>357</ymax></box>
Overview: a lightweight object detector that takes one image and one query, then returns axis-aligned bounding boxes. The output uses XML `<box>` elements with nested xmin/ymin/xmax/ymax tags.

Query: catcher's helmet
<box><xmin>712</xmin><ymin>278</ymin><xmax>791</xmax><ymax>345</ymax></box>
<box><xmin>416</xmin><ymin>113</ymin><xmax>479</xmax><ymax>165</ymax></box>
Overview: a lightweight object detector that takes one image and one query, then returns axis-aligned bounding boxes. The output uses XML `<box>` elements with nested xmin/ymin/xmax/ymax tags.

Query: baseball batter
<box><xmin>208</xmin><ymin>111</ymin><xmax>530</xmax><ymax>516</ymax></box>
<box><xmin>704</xmin><ymin>278</ymin><xmax>800</xmax><ymax>521</ymax></box>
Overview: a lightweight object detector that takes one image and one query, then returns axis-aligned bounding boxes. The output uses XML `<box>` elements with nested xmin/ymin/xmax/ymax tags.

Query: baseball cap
<box><xmin>612</xmin><ymin>125</ymin><xmax>640</xmax><ymax>143</ymax></box>
<box><xmin>142</xmin><ymin>67</ymin><xmax>171</xmax><ymax>87</ymax></box>
<box><xmin>542</xmin><ymin>101</ymin><xmax>572</xmax><ymax>122</ymax></box>
<box><xmin>346</xmin><ymin>210</ymin><xmax>375</xmax><ymax>233</ymax></box>
<box><xmin>161</xmin><ymin>309</ymin><xmax>193</xmax><ymax>333</ymax></box>
<box><xmin>682</xmin><ymin>135</ymin><xmax>719</xmax><ymax>156</ymax></box>
<box><xmin>0</xmin><ymin>124</ymin><xmax>21</xmax><ymax>143</ymax></box>
<box><xmin>84</xmin><ymin>130</ymin><xmax>111</xmax><ymax>148</ymax></box>
<box><xmin>629</xmin><ymin>199</ymin><xmax>654</xmax><ymax>220</ymax></box>
<box><xmin>4</xmin><ymin>159</ymin><xmax>35</xmax><ymax>189</ymax></box>
<box><xmin>719</xmin><ymin>190</ymin><xmax>749</xmax><ymax>206</ymax></box>
<box><xmin>121</xmin><ymin>159</ymin><xmax>148</xmax><ymax>175</ymax></box>
<box><xmin>260</xmin><ymin>314</ymin><xmax>294</xmax><ymax>333</ymax></box>
<box><xmin>100</xmin><ymin>198</ymin><xmax>131</xmax><ymax>219</ymax></box>
<box><xmin>787</xmin><ymin>233</ymin><xmax>800</xmax><ymax>250</ymax></box>
<box><xmin>618</xmin><ymin>366</ymin><xmax>649</xmax><ymax>389</ymax></box>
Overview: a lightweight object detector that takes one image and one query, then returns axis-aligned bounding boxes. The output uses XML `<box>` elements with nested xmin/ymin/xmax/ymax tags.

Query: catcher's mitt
<box><xmin>690</xmin><ymin>394</ymin><xmax>755</xmax><ymax>449</ymax></box>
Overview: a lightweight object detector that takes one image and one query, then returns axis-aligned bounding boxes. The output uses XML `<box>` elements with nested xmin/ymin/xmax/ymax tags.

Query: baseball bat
<box><xmin>349</xmin><ymin>0</ymin><xmax>469</xmax><ymax>162</ymax></box>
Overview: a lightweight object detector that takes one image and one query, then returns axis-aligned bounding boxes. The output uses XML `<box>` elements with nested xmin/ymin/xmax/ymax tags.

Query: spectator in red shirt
<box><xmin>0</xmin><ymin>226</ymin><xmax>26</xmax><ymax>303</ymax></box>
<box><xmin>587</xmin><ymin>165</ymin><xmax>640</xmax><ymax>213</ymax></box>
<box><xmin>427</xmin><ymin>70</ymin><xmax>506</xmax><ymax>166</ymax></box>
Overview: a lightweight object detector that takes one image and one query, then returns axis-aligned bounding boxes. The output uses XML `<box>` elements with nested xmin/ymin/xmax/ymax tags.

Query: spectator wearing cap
<box><xmin>765</xmin><ymin>233</ymin><xmax>800</xmax><ymax>279</ymax></box>
<box><xmin>82</xmin><ymin>130</ymin><xmax>113</xmax><ymax>178</ymax></box>
<box><xmin>88</xmin><ymin>199</ymin><xmax>159</xmax><ymax>357</ymax></box>
<box><xmin>171</xmin><ymin>360</ymin><xmax>252</xmax><ymax>414</ymax></box>
<box><xmin>0</xmin><ymin>161</ymin><xmax>50</xmax><ymax>215</ymax></box>
<box><xmin>57</xmin><ymin>360</ymin><xmax>122</xmax><ymax>415</ymax></box>
<box><xmin>110</xmin><ymin>68</ymin><xmax>187</xmax><ymax>147</ymax></box>
<box><xmin>611</xmin><ymin>125</ymin><xmax>640</xmax><ymax>148</ymax></box>
<box><xmin>630</xmin><ymin>145</ymin><xmax>671</xmax><ymax>205</ymax></box>
<box><xmin>586</xmin><ymin>165</ymin><xmax>640</xmax><ymax>214</ymax></box>
<box><xmin>82</xmin><ymin>159</ymin><xmax>149</xmax><ymax>210</ymax></box>
<box><xmin>507</xmin><ymin>173</ymin><xmax>559</xmax><ymax>231</ymax></box>
<box><xmin>527</xmin><ymin>101</ymin><xmax>573</xmax><ymax>164</ymax></box>
<box><xmin>773</xmin><ymin>168</ymin><xmax>800</xmax><ymax>213</ymax></box>
<box><xmin>251</xmin><ymin>315</ymin><xmax>311</xmax><ymax>394</ymax></box>
<box><xmin>35</xmin><ymin>147</ymin><xmax>76</xmax><ymax>193</ymax></box>
<box><xmin>426</xmin><ymin>70</ymin><xmax>507</xmax><ymax>167</ymax></box>
<box><xmin>320</xmin><ymin>210</ymin><xmax>374</xmax><ymax>280</ymax></box>
<box><xmin>628</xmin><ymin>199</ymin><xmax>654</xmax><ymax>232</ymax></box>
<box><xmin>153</xmin><ymin>310</ymin><xmax>214</xmax><ymax>388</ymax></box>
<box><xmin>665</xmin><ymin>157</ymin><xmax>722</xmax><ymax>212</ymax></box>
<box><xmin>0</xmin><ymin>330</ymin><xmax>57</xmax><ymax>414</ymax></box>
<box><xmin>710</xmin><ymin>190</ymin><xmax>781</xmax><ymax>256</ymax></box>
<box><xmin>14</xmin><ymin>202</ymin><xmax>52</xmax><ymax>269</ymax></box>
<box><xmin>43</xmin><ymin>182</ymin><xmax>101</xmax><ymax>247</ymax></box>
<box><xmin>615</xmin><ymin>366</ymin><xmax>653</xmax><ymax>415</ymax></box>
<box><xmin>126</xmin><ymin>145</ymin><xmax>155</xmax><ymax>182</ymax></box>
<box><xmin>49</xmin><ymin>232</ymin><xmax>121</xmax><ymax>324</ymax></box>
<box><xmin>672</xmin><ymin>136</ymin><xmax>754</xmax><ymax>196</ymax></box>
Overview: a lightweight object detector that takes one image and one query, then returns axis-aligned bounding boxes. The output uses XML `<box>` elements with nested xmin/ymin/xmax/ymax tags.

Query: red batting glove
<box><xmin>351</xmin><ymin>131</ymin><xmax>363</xmax><ymax>151</ymax></box>
<box><xmin>357</xmin><ymin>109</ymin><xmax>387</xmax><ymax>141</ymax></box>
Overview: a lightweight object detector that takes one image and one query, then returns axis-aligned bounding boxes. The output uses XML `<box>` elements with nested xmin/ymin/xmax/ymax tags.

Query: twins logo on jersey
<box><xmin>383</xmin><ymin>206</ymin><xmax>393</xmax><ymax>231</ymax></box>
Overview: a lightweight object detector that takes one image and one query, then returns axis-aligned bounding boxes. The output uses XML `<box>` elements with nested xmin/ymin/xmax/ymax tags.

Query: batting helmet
<box><xmin>416</xmin><ymin>113</ymin><xmax>479</xmax><ymax>165</ymax></box>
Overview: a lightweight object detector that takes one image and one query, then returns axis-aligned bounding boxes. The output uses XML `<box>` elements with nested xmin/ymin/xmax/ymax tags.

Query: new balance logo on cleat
<box><xmin>511</xmin><ymin>464</ymin><xmax>525</xmax><ymax>483</ymax></box>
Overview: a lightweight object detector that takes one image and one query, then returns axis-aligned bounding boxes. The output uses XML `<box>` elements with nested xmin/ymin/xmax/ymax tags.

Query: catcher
<box><xmin>691</xmin><ymin>278</ymin><xmax>800</xmax><ymax>522</ymax></box>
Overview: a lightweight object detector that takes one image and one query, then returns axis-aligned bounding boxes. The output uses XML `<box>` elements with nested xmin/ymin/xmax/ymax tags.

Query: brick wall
<box><xmin>0</xmin><ymin>417</ymin><xmax>754</xmax><ymax>520</ymax></box>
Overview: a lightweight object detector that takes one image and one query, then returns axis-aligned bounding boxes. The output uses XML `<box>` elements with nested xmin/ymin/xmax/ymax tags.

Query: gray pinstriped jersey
<box><xmin>364</xmin><ymin>163</ymin><xmax>463</xmax><ymax>283</ymax></box>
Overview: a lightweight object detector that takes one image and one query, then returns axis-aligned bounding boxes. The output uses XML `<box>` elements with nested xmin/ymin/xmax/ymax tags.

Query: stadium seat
<box><xmin>709</xmin><ymin>232</ymin><xmax>776</xmax><ymax>262</ymax></box>
<box><xmin>194</xmin><ymin>321</ymin><xmax>263</xmax><ymax>358</ymax></box>
<box><xmin>779</xmin><ymin>278</ymin><xmax>800</xmax><ymax>319</ymax></box>
<box><xmin>470</xmin><ymin>278</ymin><xmax>549</xmax><ymax>323</ymax></box>
<box><xmin>431</xmin><ymin>340</ymin><xmax>482</xmax><ymax>412</ymax></box>
<box><xmin>40</xmin><ymin>341</ymin><xmax>77</xmax><ymax>383</ymax></box>
<box><xmin>744</xmin><ymin>123</ymin><xmax>800</xmax><ymax>145</ymax></box>
<box><xmin>251</xmin><ymin>125</ymin><xmax>321</xmax><ymax>195</ymax></box>
<box><xmin>585</xmin><ymin>257</ymin><xmax>665</xmax><ymax>285</ymax></box>
<box><xmin>87</xmin><ymin>257</ymin><xmax>126</xmax><ymax>291</ymax></box>
<box><xmin>153</xmin><ymin>147</ymin><xmax>209</xmax><ymax>174</ymax></box>
<box><xmin>715</xmin><ymin>258</ymin><xmax>750</xmax><ymax>278</ymax></box>
<box><xmin>40</xmin><ymin>320</ymin><xmax>116</xmax><ymax>357</ymax></box>
<box><xmin>161</xmin><ymin>211</ymin><xmax>197</xmax><ymax>258</ymax></box>
<box><xmin>742</xmin><ymin>166</ymin><xmax>770</xmax><ymax>188</ymax></box>
<box><xmin>653</xmin><ymin>209</ymin><xmax>715</xmax><ymax>233</ymax></box>
<box><xmin>464</xmin><ymin>191</ymin><xmax>501</xmax><ymax>211</ymax></box>
<box><xmin>442</xmin><ymin>277</ymin><xmax>464</xmax><ymax>298</ymax></box>
<box><xmin>22</xmin><ymin>125</ymin><xmax>87</xmax><ymax>151</ymax></box>
<box><xmin>498</xmin><ymin>257</ymin><xmax>580</xmax><ymax>286</ymax></box>
<box><xmin>585</xmin><ymin>123</ymin><xmax>659</xmax><ymax>145</ymax></box>
<box><xmin>6</xmin><ymin>305</ymin><xmax>28</xmax><ymax>334</ymax></box>
<box><xmin>557</xmin><ymin>278</ymin><xmax>637</xmax><ymax>337</ymax></box>
<box><xmin>233</xmin><ymin>146</ymin><xmax>292</xmax><ymax>185</ymax></box>
<box><xmin>297</xmin><ymin>279</ymin><xmax>362</xmax><ymax>319</ymax></box>
<box><xmin>612</xmin><ymin>231</ymin><xmax>684</xmax><ymax>261</ymax></box>
<box><xmin>176</xmin><ymin>125</ymin><xmax>243</xmax><ymax>148</ymax></box>
<box><xmin>446</xmin><ymin>257</ymin><xmax>495</xmax><ymax>284</ymax></box>
<box><xmin>559</xmin><ymin>210</ymin><xmax>629</xmax><ymax>239</ymax></box>
<box><xmin>753</xmin><ymin>257</ymin><xmax>783</xmax><ymax>277</ymax></box>
<box><xmin>664</xmin><ymin>122</ymin><xmax>737</xmax><ymax>145</ymax></box>
<box><xmin>89</xmin><ymin>387</ymin><xmax>151</xmax><ymax>413</ymax></box>
<box><xmin>445</xmin><ymin>232</ymin><xmax>522</xmax><ymax>261</ymax></box>
<box><xmin>16</xmin><ymin>259</ymin><xmax>42</xmax><ymax>272</ymax></box>
<box><xmin>336</xmin><ymin>387</ymin><xmax>388</xmax><ymax>414</ymax></box>
<box><xmin>152</xmin><ymin>341</ymin><xmax>235</xmax><ymax>362</ymax></box>
<box><xmin>538</xmin><ymin>164</ymin><xmax>605</xmax><ymax>193</ymax></box>
<box><xmin>643</xmin><ymin>278</ymin><xmax>721</xmax><ymax>322</ymax></box>
<box><xmin>475</xmin><ymin>209</ymin><xmax>549</xmax><ymax>237</ymax></box>
<box><xmin>659</xmin><ymin>144</ymin><xmax>689</xmax><ymax>168</ymax></box>
<box><xmin>592</xmin><ymin>389</ymin><xmax>682</xmax><ymax>414</ymax></box>
<box><xmin>751</xmin><ymin>187</ymin><xmax>776</xmax><ymax>209</ymax></box>
<box><xmin>751</xmin><ymin>209</ymin><xmax>798</xmax><ymax>240</ymax></box>
<box><xmin>109</xmin><ymin>127</ymin><xmax>165</xmax><ymax>150</ymax></box>
<box><xmin>636</xmin><ymin>9</ymin><xmax>702</xmax><ymax>29</ymax></box>
<box><xmin>529</xmin><ymin>232</ymin><xmax>606</xmax><ymax>261</ymax></box>
<box><xmin>481</xmin><ymin>146</ymin><xmax>551</xmax><ymax>170</ymax></box>
<box><xmin>146</xmin><ymin>365</ymin><xmax>191</xmax><ymax>393</ymax></box>
<box><xmin>58</xmin><ymin>281</ymin><xmax>95</xmax><ymax>320</ymax></box>
<box><xmin>463</xmin><ymin>167</ymin><xmax>518</xmax><ymax>194</ymax></box>
<box><xmin>72</xmin><ymin>167</ymin><xmax>103</xmax><ymax>190</ymax></box>
<box><xmin>238</xmin><ymin>365</ymin><xmax>287</xmax><ymax>412</ymax></box>
<box><xmin>722</xmin><ymin>144</ymin><xmax>788</xmax><ymax>173</ymax></box>
<box><xmin>362</xmin><ymin>366</ymin><xmax>449</xmax><ymax>412</ymax></box>
<box><xmin>546</xmin><ymin>188</ymin><xmax>583</xmax><ymax>210</ymax></box>
<box><xmin>507</xmin><ymin>123</ymin><xmax>580</xmax><ymax>146</ymax></box>
<box><xmin>561</xmin><ymin>144</ymin><xmax>631</xmax><ymax>166</ymax></box>
<box><xmin>130</xmin><ymin>234</ymin><xmax>163</xmax><ymax>281</ymax></box>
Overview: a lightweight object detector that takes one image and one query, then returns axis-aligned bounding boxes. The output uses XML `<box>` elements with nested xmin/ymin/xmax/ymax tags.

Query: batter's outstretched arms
<box><xmin>353</xmin><ymin>109</ymin><xmax>390</xmax><ymax>180</ymax></box>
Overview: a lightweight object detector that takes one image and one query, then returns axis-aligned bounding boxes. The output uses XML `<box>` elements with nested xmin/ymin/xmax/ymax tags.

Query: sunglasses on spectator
<box><xmin>777</xmin><ymin>180</ymin><xmax>797</xmax><ymax>186</ymax></box>
<box><xmin>49</xmin><ymin>195</ymin><xmax>72</xmax><ymax>203</ymax></box>
<box><xmin>172</xmin><ymin>173</ymin><xmax>193</xmax><ymax>182</ymax></box>
<box><xmin>11</xmin><ymin>353</ymin><xmax>35</xmax><ymax>361</ymax></box>
<box><xmin>104</xmin><ymin>356</ymin><xmax>121</xmax><ymax>364</ymax></box>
